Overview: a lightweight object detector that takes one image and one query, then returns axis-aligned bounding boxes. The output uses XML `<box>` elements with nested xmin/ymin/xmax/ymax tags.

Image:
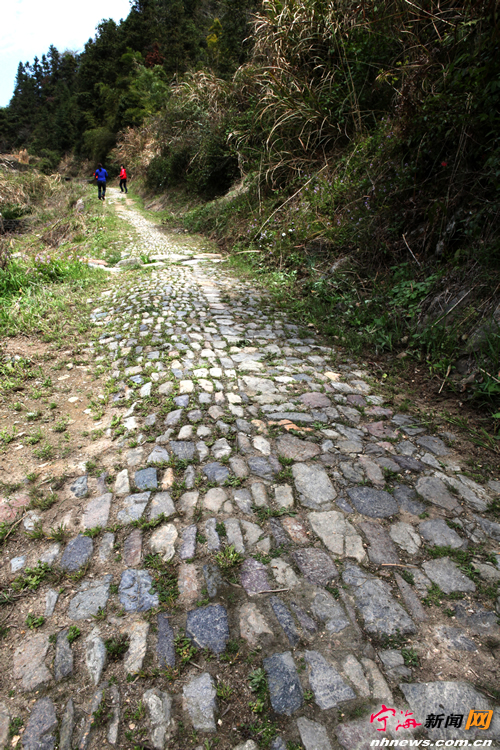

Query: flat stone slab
<box><xmin>149</xmin><ymin>491</ymin><xmax>176</xmax><ymax>520</ymax></box>
<box><xmin>389</xmin><ymin>521</ymin><xmax>421</xmax><ymax>555</ymax></box>
<box><xmin>264</xmin><ymin>651</ymin><xmax>303</xmax><ymax>716</ymax></box>
<box><xmin>400</xmin><ymin>681</ymin><xmax>500</xmax><ymax>741</ymax></box>
<box><xmin>347</xmin><ymin>487</ymin><xmax>398</xmax><ymax>518</ymax></box>
<box><xmin>54</xmin><ymin>630</ymin><xmax>73</xmax><ymax>681</ymax></box>
<box><xmin>147</xmin><ymin>446</ymin><xmax>170</xmax><ymax>464</ymax></box>
<box><xmin>183</xmin><ymin>672</ymin><xmax>217</xmax><ymax>732</ymax></box>
<box><xmin>311</xmin><ymin>590</ymin><xmax>350</xmax><ymax>633</ymax></box>
<box><xmin>60</xmin><ymin>534</ymin><xmax>93</xmax><ymax>572</ymax></box>
<box><xmin>394</xmin><ymin>484</ymin><xmax>426</xmax><ymax>515</ymax></box>
<box><xmin>305</xmin><ymin>650</ymin><xmax>355</xmax><ymax>708</ymax></box>
<box><xmin>118</xmin><ymin>491</ymin><xmax>151</xmax><ymax>523</ymax></box>
<box><xmin>13</xmin><ymin>632</ymin><xmax>51</xmax><ymax>692</ymax></box>
<box><xmin>292</xmin><ymin>548</ymin><xmax>338</xmax><ymax>587</ymax></box>
<box><xmin>180</xmin><ymin>524</ymin><xmax>197</xmax><ymax>559</ymax></box>
<box><xmin>270</xmin><ymin>597</ymin><xmax>300</xmax><ymax>646</ymax></box>
<box><xmin>85</xmin><ymin>627</ymin><xmax>106</xmax><ymax>686</ymax></box>
<box><xmin>276</xmin><ymin>434</ymin><xmax>321</xmax><ymax>461</ymax></box>
<box><xmin>135</xmin><ymin>467</ymin><xmax>158</xmax><ymax>490</ymax></box>
<box><xmin>143</xmin><ymin>688</ymin><xmax>173</xmax><ymax>750</ymax></box>
<box><xmin>203</xmin><ymin>462</ymin><xmax>229</xmax><ymax>485</ymax></box>
<box><xmin>240</xmin><ymin>558</ymin><xmax>270</xmax><ymax>595</ymax></box>
<box><xmin>419</xmin><ymin>519</ymin><xmax>464</xmax><ymax>548</ymax></box>
<box><xmin>67</xmin><ymin>575</ymin><xmax>112</xmax><ymax>620</ymax></box>
<box><xmin>82</xmin><ymin>493</ymin><xmax>112</xmax><ymax>529</ymax></box>
<box><xmin>309</xmin><ymin>511</ymin><xmax>365</xmax><ymax>562</ymax></box>
<box><xmin>248</xmin><ymin>456</ymin><xmax>277</xmax><ymax>479</ymax></box>
<box><xmin>416</xmin><ymin>435</ymin><xmax>450</xmax><ymax>455</ymax></box>
<box><xmin>415</xmin><ymin>476</ymin><xmax>459</xmax><ymax>511</ymax></box>
<box><xmin>422</xmin><ymin>557</ymin><xmax>476</xmax><ymax>594</ymax></box>
<box><xmin>359</xmin><ymin>520</ymin><xmax>400</xmax><ymax>564</ymax></box>
<box><xmin>119</xmin><ymin>568</ymin><xmax>159</xmax><ymax>611</ymax></box>
<box><xmin>170</xmin><ymin>441</ymin><xmax>196</xmax><ymax>460</ymax></box>
<box><xmin>434</xmin><ymin>626</ymin><xmax>477</xmax><ymax>652</ymax></box>
<box><xmin>297</xmin><ymin>717</ymin><xmax>333</xmax><ymax>750</ymax></box>
<box><xmin>22</xmin><ymin>697</ymin><xmax>57</xmax><ymax>750</ymax></box>
<box><xmin>186</xmin><ymin>604</ymin><xmax>229</xmax><ymax>654</ymax></box>
<box><xmin>157</xmin><ymin>613</ymin><xmax>176</xmax><ymax>668</ymax></box>
<box><xmin>342</xmin><ymin>564</ymin><xmax>416</xmax><ymax>636</ymax></box>
<box><xmin>292</xmin><ymin>463</ymin><xmax>336</xmax><ymax>509</ymax></box>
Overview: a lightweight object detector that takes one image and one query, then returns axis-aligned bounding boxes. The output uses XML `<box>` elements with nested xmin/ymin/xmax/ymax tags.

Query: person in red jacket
<box><xmin>119</xmin><ymin>165</ymin><xmax>128</xmax><ymax>194</ymax></box>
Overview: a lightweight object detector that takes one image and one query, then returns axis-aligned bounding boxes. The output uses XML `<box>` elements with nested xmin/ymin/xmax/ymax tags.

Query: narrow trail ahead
<box><xmin>2</xmin><ymin>188</ymin><xmax>500</xmax><ymax>750</ymax></box>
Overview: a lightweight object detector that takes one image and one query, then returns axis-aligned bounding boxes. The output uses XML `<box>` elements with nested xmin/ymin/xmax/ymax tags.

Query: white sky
<box><xmin>0</xmin><ymin>0</ymin><xmax>132</xmax><ymax>107</ymax></box>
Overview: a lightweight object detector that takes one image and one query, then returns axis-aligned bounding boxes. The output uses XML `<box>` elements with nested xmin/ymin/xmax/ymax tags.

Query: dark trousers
<box><xmin>97</xmin><ymin>180</ymin><xmax>106</xmax><ymax>199</ymax></box>
<box><xmin>120</xmin><ymin>179</ymin><xmax>128</xmax><ymax>193</ymax></box>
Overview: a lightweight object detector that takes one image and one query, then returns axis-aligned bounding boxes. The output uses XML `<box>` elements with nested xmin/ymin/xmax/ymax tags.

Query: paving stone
<box><xmin>143</xmin><ymin>688</ymin><xmax>174</xmax><ymax>749</ymax></box>
<box><xmin>135</xmin><ymin>467</ymin><xmax>158</xmax><ymax>490</ymax></box>
<box><xmin>239</xmin><ymin>602</ymin><xmax>274</xmax><ymax>646</ymax></box>
<box><xmin>248</xmin><ymin>456</ymin><xmax>278</xmax><ymax>479</ymax></box>
<box><xmin>281</xmin><ymin>516</ymin><xmax>310</xmax><ymax>544</ymax></box>
<box><xmin>264</xmin><ymin>651</ymin><xmax>303</xmax><ymax>716</ymax></box>
<box><xmin>250</xmin><ymin>482</ymin><xmax>268</xmax><ymax>507</ymax></box>
<box><xmin>229</xmin><ymin>456</ymin><xmax>249</xmax><ymax>478</ymax></box>
<box><xmin>60</xmin><ymin>534</ymin><xmax>93</xmax><ymax>572</ymax></box>
<box><xmin>114</xmin><ymin>469</ymin><xmax>130</xmax><ymax>495</ymax></box>
<box><xmin>68</xmin><ymin>575</ymin><xmax>112</xmax><ymax>619</ymax></box>
<box><xmin>124</xmin><ymin>528</ymin><xmax>142</xmax><ymax>566</ymax></box>
<box><xmin>305</xmin><ymin>649</ymin><xmax>355</xmax><ymax>708</ymax></box>
<box><xmin>149</xmin><ymin>524</ymin><xmax>178</xmax><ymax>563</ymax></box>
<box><xmin>309</xmin><ymin>510</ymin><xmax>366</xmax><ymax>562</ymax></box>
<box><xmin>394</xmin><ymin>573</ymin><xmax>427</xmax><ymax>622</ymax></box>
<box><xmin>273</xmin><ymin>484</ymin><xmax>294</xmax><ymax>508</ymax></box>
<box><xmin>204</xmin><ymin>518</ymin><xmax>221</xmax><ymax>551</ymax></box>
<box><xmin>270</xmin><ymin>596</ymin><xmax>300</xmax><ymax>646</ymax></box>
<box><xmin>415</xmin><ymin>476</ymin><xmax>459</xmax><ymax>511</ymax></box>
<box><xmin>419</xmin><ymin>518</ymin><xmax>464</xmax><ymax>548</ymax></box>
<box><xmin>183</xmin><ymin>672</ymin><xmax>217</xmax><ymax>732</ymax></box>
<box><xmin>400</xmin><ymin>682</ymin><xmax>500</xmax><ymax>741</ymax></box>
<box><xmin>11</xmin><ymin>555</ymin><xmax>26</xmax><ymax>571</ymax></box>
<box><xmin>389</xmin><ymin>521</ymin><xmax>421</xmax><ymax>555</ymax></box>
<box><xmin>231</xmin><ymin>488</ymin><xmax>252</xmax><ymax>514</ymax></box>
<box><xmin>70</xmin><ymin>475</ymin><xmax>88</xmax><ymax>498</ymax></box>
<box><xmin>335</xmin><ymin>718</ymin><xmax>386</xmax><ymax>750</ymax></box>
<box><xmin>311</xmin><ymin>590</ymin><xmax>350</xmax><ymax>633</ymax></box>
<box><xmin>234</xmin><ymin>742</ymin><xmax>259</xmax><ymax>750</ymax></box>
<box><xmin>127</xmin><ymin>447</ymin><xmax>144</xmax><ymax>467</ymax></box>
<box><xmin>107</xmin><ymin>683</ymin><xmax>121</xmax><ymax>745</ymax></box>
<box><xmin>165</xmin><ymin>409</ymin><xmax>183</xmax><ymax>427</ymax></box>
<box><xmin>148</xmin><ymin>446</ymin><xmax>170</xmax><ymax>464</ymax></box>
<box><xmin>178</xmin><ymin>490</ymin><xmax>200</xmax><ymax>517</ymax></box>
<box><xmin>123</xmin><ymin>619</ymin><xmax>149</xmax><ymax>673</ymax></box>
<box><xmin>157</xmin><ymin>613</ymin><xmax>176</xmax><ymax>667</ymax></box>
<box><xmin>359</xmin><ymin>520</ymin><xmax>400</xmax><ymax>564</ymax></box>
<box><xmin>269</xmin><ymin>517</ymin><xmax>290</xmax><ymax>547</ymax></box>
<box><xmin>54</xmin><ymin>629</ymin><xmax>73</xmax><ymax>681</ymax></box>
<box><xmin>289</xmin><ymin>601</ymin><xmax>317</xmax><ymax>633</ymax></box>
<box><xmin>203</xmin><ymin>462</ymin><xmax>230</xmax><ymax>484</ymax></box>
<box><xmin>85</xmin><ymin>627</ymin><xmax>106</xmax><ymax>685</ymax></box>
<box><xmin>178</xmin><ymin>562</ymin><xmax>200</xmax><ymax>604</ymax></box>
<box><xmin>82</xmin><ymin>493</ymin><xmax>112</xmax><ymax>530</ymax></box>
<box><xmin>180</xmin><ymin>524</ymin><xmax>197</xmax><ymax>559</ymax></box>
<box><xmin>422</xmin><ymin>557</ymin><xmax>476</xmax><ymax>593</ymax></box>
<box><xmin>292</xmin><ymin>462</ymin><xmax>336</xmax><ymax>510</ymax></box>
<box><xmin>416</xmin><ymin>435</ymin><xmax>450</xmax><ymax>455</ymax></box>
<box><xmin>342</xmin><ymin>654</ymin><xmax>370</xmax><ymax>697</ymax></box>
<box><xmin>299</xmin><ymin>391</ymin><xmax>332</xmax><ymax>408</ymax></box>
<box><xmin>149</xmin><ymin>491</ymin><xmax>176</xmax><ymax>519</ymax></box>
<box><xmin>22</xmin><ymin>697</ymin><xmax>57</xmax><ymax>750</ymax></box>
<box><xmin>59</xmin><ymin>699</ymin><xmax>74</xmax><ymax>750</ymax></box>
<box><xmin>99</xmin><ymin>532</ymin><xmax>115</xmax><ymax>562</ymax></box>
<box><xmin>203</xmin><ymin>563</ymin><xmax>224</xmax><ymax>597</ymax></box>
<box><xmin>186</xmin><ymin>604</ymin><xmax>230</xmax><ymax>653</ymax></box>
<box><xmin>435</xmin><ymin>625</ymin><xmax>477</xmax><ymax>652</ymax></box>
<box><xmin>225</xmin><ymin>517</ymin><xmax>245</xmax><ymax>553</ymax></box>
<box><xmin>13</xmin><ymin>632</ymin><xmax>51</xmax><ymax>691</ymax></box>
<box><xmin>119</xmin><ymin>568</ymin><xmax>159</xmax><ymax>611</ymax></box>
<box><xmin>347</xmin><ymin>487</ymin><xmax>398</xmax><ymax>518</ymax></box>
<box><xmin>342</xmin><ymin>564</ymin><xmax>416</xmax><ymax>636</ymax></box>
<box><xmin>240</xmin><ymin>558</ymin><xmax>271</xmax><ymax>595</ymax></box>
<box><xmin>45</xmin><ymin>588</ymin><xmax>59</xmax><ymax>617</ymax></box>
<box><xmin>292</xmin><ymin>548</ymin><xmax>338</xmax><ymax>586</ymax></box>
<box><xmin>118</xmin><ymin>491</ymin><xmax>151</xmax><ymax>522</ymax></box>
<box><xmin>453</xmin><ymin>601</ymin><xmax>499</xmax><ymax>632</ymax></box>
<box><xmin>78</xmin><ymin>685</ymin><xmax>105</xmax><ymax>750</ymax></box>
<box><xmin>270</xmin><ymin>558</ymin><xmax>300</xmax><ymax>589</ymax></box>
<box><xmin>394</xmin><ymin>484</ymin><xmax>426</xmax><ymax>515</ymax></box>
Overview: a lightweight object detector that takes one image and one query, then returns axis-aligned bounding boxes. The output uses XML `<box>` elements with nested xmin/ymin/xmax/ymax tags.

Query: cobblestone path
<box><xmin>2</xmin><ymin>188</ymin><xmax>500</xmax><ymax>750</ymax></box>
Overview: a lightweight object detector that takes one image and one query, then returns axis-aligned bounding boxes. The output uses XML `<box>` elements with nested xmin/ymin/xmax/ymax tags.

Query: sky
<box><xmin>0</xmin><ymin>0</ymin><xmax>132</xmax><ymax>107</ymax></box>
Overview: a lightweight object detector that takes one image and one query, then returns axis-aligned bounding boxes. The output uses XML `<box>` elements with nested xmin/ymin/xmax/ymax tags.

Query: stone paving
<box><xmin>1</xmin><ymin>188</ymin><xmax>500</xmax><ymax>749</ymax></box>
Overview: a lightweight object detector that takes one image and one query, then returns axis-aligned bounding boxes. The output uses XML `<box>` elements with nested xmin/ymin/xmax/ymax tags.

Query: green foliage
<box><xmin>105</xmin><ymin>635</ymin><xmax>130</xmax><ymax>660</ymax></box>
<box><xmin>67</xmin><ymin>626</ymin><xmax>81</xmax><ymax>644</ymax></box>
<box><xmin>215</xmin><ymin>544</ymin><xmax>244</xmax><ymax>569</ymax></box>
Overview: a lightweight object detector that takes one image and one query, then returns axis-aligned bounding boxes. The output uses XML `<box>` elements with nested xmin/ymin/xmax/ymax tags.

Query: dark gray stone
<box><xmin>342</xmin><ymin>564</ymin><xmax>416</xmax><ymax>636</ymax></box>
<box><xmin>347</xmin><ymin>487</ymin><xmax>398</xmax><ymax>518</ymax></box>
<box><xmin>240</xmin><ymin>558</ymin><xmax>270</xmax><ymax>595</ymax></box>
<box><xmin>269</xmin><ymin>518</ymin><xmax>290</xmax><ymax>547</ymax></box>
<box><xmin>135</xmin><ymin>467</ymin><xmax>158</xmax><ymax>490</ymax></box>
<box><xmin>335</xmin><ymin>497</ymin><xmax>354</xmax><ymax>513</ymax></box>
<box><xmin>264</xmin><ymin>651</ymin><xmax>303</xmax><ymax>716</ymax></box>
<box><xmin>292</xmin><ymin>549</ymin><xmax>338</xmax><ymax>587</ymax></box>
<box><xmin>22</xmin><ymin>698</ymin><xmax>57</xmax><ymax>750</ymax></box>
<box><xmin>305</xmin><ymin>650</ymin><xmax>355</xmax><ymax>708</ymax></box>
<box><xmin>203</xmin><ymin>563</ymin><xmax>224</xmax><ymax>598</ymax></box>
<box><xmin>157</xmin><ymin>614</ymin><xmax>175</xmax><ymax>668</ymax></box>
<box><xmin>415</xmin><ymin>476</ymin><xmax>459</xmax><ymax>512</ymax></box>
<box><xmin>119</xmin><ymin>568</ymin><xmax>159</xmax><ymax>611</ymax></box>
<box><xmin>268</xmin><ymin>412</ymin><xmax>314</xmax><ymax>424</ymax></box>
<box><xmin>170</xmin><ymin>441</ymin><xmax>196</xmax><ymax>461</ymax></box>
<box><xmin>358</xmin><ymin>520</ymin><xmax>399</xmax><ymax>564</ymax></box>
<box><xmin>60</xmin><ymin>535</ymin><xmax>93</xmax><ymax>573</ymax></box>
<box><xmin>54</xmin><ymin>630</ymin><xmax>73</xmax><ymax>681</ymax></box>
<box><xmin>68</xmin><ymin>576</ymin><xmax>112</xmax><ymax>620</ymax></box>
<box><xmin>70</xmin><ymin>476</ymin><xmax>88</xmax><ymax>498</ymax></box>
<box><xmin>233</xmin><ymin>488</ymin><xmax>253</xmax><ymax>514</ymax></box>
<box><xmin>236</xmin><ymin>419</ymin><xmax>253</xmax><ymax>434</ymax></box>
<box><xmin>59</xmin><ymin>699</ymin><xmax>74</xmax><ymax>750</ymax></box>
<box><xmin>453</xmin><ymin>603</ymin><xmax>499</xmax><ymax>633</ymax></box>
<box><xmin>419</xmin><ymin>519</ymin><xmax>464</xmax><ymax>548</ymax></box>
<box><xmin>392</xmin><ymin>455</ymin><xmax>425</xmax><ymax>473</ymax></box>
<box><xmin>311</xmin><ymin>590</ymin><xmax>350</xmax><ymax>633</ymax></box>
<box><xmin>186</xmin><ymin>604</ymin><xmax>229</xmax><ymax>654</ymax></box>
<box><xmin>203</xmin><ymin>462</ymin><xmax>229</xmax><ymax>485</ymax></box>
<box><xmin>435</xmin><ymin>626</ymin><xmax>477</xmax><ymax>652</ymax></box>
<box><xmin>270</xmin><ymin>597</ymin><xmax>300</xmax><ymax>646</ymax></box>
<box><xmin>474</xmin><ymin>514</ymin><xmax>500</xmax><ymax>543</ymax></box>
<box><xmin>394</xmin><ymin>484</ymin><xmax>426</xmax><ymax>515</ymax></box>
<box><xmin>290</xmin><ymin>602</ymin><xmax>318</xmax><ymax>633</ymax></box>
<box><xmin>248</xmin><ymin>456</ymin><xmax>277</xmax><ymax>480</ymax></box>
<box><xmin>422</xmin><ymin>557</ymin><xmax>476</xmax><ymax>594</ymax></box>
<box><xmin>416</xmin><ymin>435</ymin><xmax>450</xmax><ymax>456</ymax></box>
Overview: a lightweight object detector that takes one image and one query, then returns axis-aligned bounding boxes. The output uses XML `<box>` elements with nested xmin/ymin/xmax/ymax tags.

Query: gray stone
<box><xmin>292</xmin><ymin>549</ymin><xmax>338</xmax><ymax>587</ymax></box>
<box><xmin>59</xmin><ymin>699</ymin><xmax>74</xmax><ymax>750</ymax></box>
<box><xmin>212</xmin><ymin>437</ymin><xmax>232</xmax><ymax>459</ymax></box>
<box><xmin>107</xmin><ymin>684</ymin><xmax>121</xmax><ymax>745</ymax></box>
<box><xmin>149</xmin><ymin>491</ymin><xmax>176</xmax><ymax>520</ymax></box>
<box><xmin>240</xmin><ymin>558</ymin><xmax>271</xmax><ymax>595</ymax></box>
<box><xmin>269</xmin><ymin>518</ymin><xmax>290</xmax><ymax>547</ymax></box>
<box><xmin>150</xmin><ymin>523</ymin><xmax>178</xmax><ymax>561</ymax></box>
<box><xmin>270</xmin><ymin>597</ymin><xmax>300</xmax><ymax>646</ymax></box>
<box><xmin>394</xmin><ymin>484</ymin><xmax>426</xmax><ymax>515</ymax></box>
<box><xmin>248</xmin><ymin>456</ymin><xmax>277</xmax><ymax>479</ymax></box>
<box><xmin>392</xmin><ymin>455</ymin><xmax>425</xmax><ymax>473</ymax></box>
<box><xmin>264</xmin><ymin>651</ymin><xmax>303</xmax><ymax>716</ymax></box>
<box><xmin>389</xmin><ymin>521</ymin><xmax>421</xmax><ymax>555</ymax></box>
<box><xmin>205</xmin><ymin>519</ymin><xmax>220</xmax><ymax>551</ymax></box>
<box><xmin>13</xmin><ymin>632</ymin><xmax>51</xmax><ymax>692</ymax></box>
<box><xmin>68</xmin><ymin>576</ymin><xmax>112</xmax><ymax>620</ymax></box>
<box><xmin>85</xmin><ymin>627</ymin><xmax>106</xmax><ymax>685</ymax></box>
<box><xmin>157</xmin><ymin>613</ymin><xmax>175</xmax><ymax>668</ymax></box>
<box><xmin>394</xmin><ymin>573</ymin><xmax>427</xmax><ymax>623</ymax></box>
<box><xmin>419</xmin><ymin>518</ymin><xmax>464</xmax><ymax>548</ymax></box>
<box><xmin>183</xmin><ymin>672</ymin><xmax>217</xmax><ymax>732</ymax></box>
<box><xmin>415</xmin><ymin>476</ymin><xmax>459</xmax><ymax>512</ymax></box>
<box><xmin>435</xmin><ymin>626</ymin><xmax>477</xmax><ymax>652</ymax></box>
<box><xmin>165</xmin><ymin>409</ymin><xmax>183</xmax><ymax>427</ymax></box>
<box><xmin>416</xmin><ymin>435</ymin><xmax>450</xmax><ymax>455</ymax></box>
<box><xmin>378</xmin><ymin>649</ymin><xmax>404</xmax><ymax>668</ymax></box>
<box><xmin>342</xmin><ymin>564</ymin><xmax>416</xmax><ymax>636</ymax></box>
<box><xmin>347</xmin><ymin>487</ymin><xmax>398</xmax><ymax>518</ymax></box>
<box><xmin>60</xmin><ymin>534</ymin><xmax>93</xmax><ymax>572</ymax></box>
<box><xmin>268</xmin><ymin>411</ymin><xmax>314</xmax><ymax>423</ymax></box>
<box><xmin>124</xmin><ymin>528</ymin><xmax>142</xmax><ymax>566</ymax></box>
<box><xmin>203</xmin><ymin>563</ymin><xmax>224</xmax><ymax>598</ymax></box>
<box><xmin>180</xmin><ymin>524</ymin><xmax>197</xmax><ymax>559</ymax></box>
<box><xmin>225</xmin><ymin>518</ymin><xmax>245</xmax><ymax>553</ymax></box>
<box><xmin>170</xmin><ymin>441</ymin><xmax>196</xmax><ymax>460</ymax></box>
<box><xmin>99</xmin><ymin>532</ymin><xmax>115</xmax><ymax>562</ymax></box>
<box><xmin>203</xmin><ymin>462</ymin><xmax>229</xmax><ymax>484</ymax></box>
<box><xmin>54</xmin><ymin>630</ymin><xmax>73</xmax><ymax>681</ymax></box>
<box><xmin>311</xmin><ymin>590</ymin><xmax>350</xmax><ymax>633</ymax></box>
<box><xmin>78</xmin><ymin>685</ymin><xmax>105</xmax><ymax>750</ymax></box>
<box><xmin>276</xmin><ymin>434</ymin><xmax>321</xmax><ymax>461</ymax></box>
<box><xmin>22</xmin><ymin>697</ymin><xmax>57</xmax><ymax>750</ymax></box>
<box><xmin>229</xmin><ymin>456</ymin><xmax>249</xmax><ymax>478</ymax></box>
<box><xmin>270</xmin><ymin>739</ymin><xmax>287</xmax><ymax>750</ymax></box>
<box><xmin>251</xmin><ymin>482</ymin><xmax>268</xmax><ymax>507</ymax></box>
<box><xmin>11</xmin><ymin>555</ymin><xmax>26</xmax><ymax>572</ymax></box>
<box><xmin>305</xmin><ymin>650</ymin><xmax>355</xmax><ymax>708</ymax></box>
<box><xmin>119</xmin><ymin>568</ymin><xmax>159</xmax><ymax>611</ymax></box>
<box><xmin>474</xmin><ymin>514</ymin><xmax>500</xmax><ymax>542</ymax></box>
<box><xmin>297</xmin><ymin>718</ymin><xmax>333</xmax><ymax>750</ymax></box>
<box><xmin>232</xmin><ymin>488</ymin><xmax>253</xmax><ymax>514</ymax></box>
<box><xmin>309</xmin><ymin>511</ymin><xmax>366</xmax><ymax>562</ymax></box>
<box><xmin>70</xmin><ymin>475</ymin><xmax>88</xmax><ymax>498</ymax></box>
<box><xmin>335</xmin><ymin>718</ymin><xmax>386</xmax><ymax>750</ymax></box>
<box><xmin>422</xmin><ymin>557</ymin><xmax>476</xmax><ymax>594</ymax></box>
<box><xmin>82</xmin><ymin>493</ymin><xmax>112</xmax><ymax>530</ymax></box>
<box><xmin>186</xmin><ymin>605</ymin><xmax>229</xmax><ymax>654</ymax></box>
<box><xmin>400</xmin><ymin>681</ymin><xmax>500</xmax><ymax>741</ymax></box>
<box><xmin>122</xmin><ymin>619</ymin><xmax>149</xmax><ymax>674</ymax></box>
<box><xmin>453</xmin><ymin>602</ymin><xmax>499</xmax><ymax>632</ymax></box>
<box><xmin>148</xmin><ymin>446</ymin><xmax>170</xmax><ymax>464</ymax></box>
<box><xmin>135</xmin><ymin>467</ymin><xmax>158</xmax><ymax>490</ymax></box>
<box><xmin>292</xmin><ymin>463</ymin><xmax>336</xmax><ymax>509</ymax></box>
<box><xmin>143</xmin><ymin>688</ymin><xmax>173</xmax><ymax>750</ymax></box>
<box><xmin>359</xmin><ymin>520</ymin><xmax>400</xmax><ymax>564</ymax></box>
<box><xmin>118</xmin><ymin>491</ymin><xmax>151</xmax><ymax>523</ymax></box>
<box><xmin>45</xmin><ymin>589</ymin><xmax>59</xmax><ymax>617</ymax></box>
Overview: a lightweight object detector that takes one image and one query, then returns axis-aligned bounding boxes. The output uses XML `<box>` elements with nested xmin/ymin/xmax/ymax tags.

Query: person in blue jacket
<box><xmin>93</xmin><ymin>163</ymin><xmax>108</xmax><ymax>201</ymax></box>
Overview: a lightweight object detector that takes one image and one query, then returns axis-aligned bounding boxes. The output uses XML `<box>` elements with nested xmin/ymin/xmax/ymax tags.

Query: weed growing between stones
<box><xmin>105</xmin><ymin>635</ymin><xmax>130</xmax><ymax>660</ymax></box>
<box><xmin>144</xmin><ymin>553</ymin><xmax>179</xmax><ymax>606</ymax></box>
<box><xmin>175</xmin><ymin>635</ymin><xmax>198</xmax><ymax>665</ymax></box>
<box><xmin>215</xmin><ymin>544</ymin><xmax>244</xmax><ymax>570</ymax></box>
<box><xmin>67</xmin><ymin>626</ymin><xmax>81</xmax><ymax>644</ymax></box>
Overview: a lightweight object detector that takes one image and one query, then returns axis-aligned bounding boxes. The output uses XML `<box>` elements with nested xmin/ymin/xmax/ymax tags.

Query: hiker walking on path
<box><xmin>93</xmin><ymin>163</ymin><xmax>108</xmax><ymax>200</ymax></box>
<box><xmin>119</xmin><ymin>165</ymin><xmax>128</xmax><ymax>193</ymax></box>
